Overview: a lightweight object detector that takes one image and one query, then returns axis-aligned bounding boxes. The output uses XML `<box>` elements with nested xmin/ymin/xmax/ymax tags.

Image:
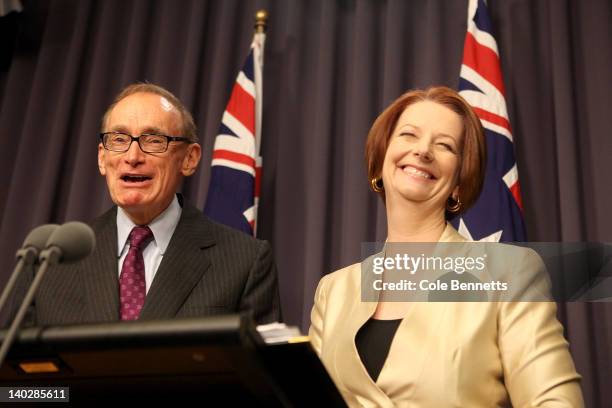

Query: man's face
<box><xmin>98</xmin><ymin>92</ymin><xmax>201</xmax><ymax>224</ymax></box>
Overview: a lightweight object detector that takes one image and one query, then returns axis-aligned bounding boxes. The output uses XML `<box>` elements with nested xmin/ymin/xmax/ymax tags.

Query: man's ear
<box><xmin>98</xmin><ymin>144</ymin><xmax>107</xmax><ymax>175</ymax></box>
<box><xmin>181</xmin><ymin>143</ymin><xmax>202</xmax><ymax>176</ymax></box>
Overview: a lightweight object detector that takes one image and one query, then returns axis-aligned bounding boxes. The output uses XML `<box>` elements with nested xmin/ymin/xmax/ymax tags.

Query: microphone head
<box><xmin>21</xmin><ymin>224</ymin><xmax>60</xmax><ymax>252</ymax></box>
<box><xmin>45</xmin><ymin>221</ymin><xmax>96</xmax><ymax>263</ymax></box>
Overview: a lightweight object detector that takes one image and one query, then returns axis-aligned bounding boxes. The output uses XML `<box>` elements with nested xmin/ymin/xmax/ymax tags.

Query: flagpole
<box><xmin>252</xmin><ymin>9</ymin><xmax>267</xmax><ymax>236</ymax></box>
<box><xmin>252</xmin><ymin>10</ymin><xmax>266</xmax><ymax>158</ymax></box>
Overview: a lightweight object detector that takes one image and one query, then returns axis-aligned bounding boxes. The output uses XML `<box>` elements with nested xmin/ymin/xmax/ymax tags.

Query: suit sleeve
<box><xmin>239</xmin><ymin>240</ymin><xmax>281</xmax><ymax>324</ymax></box>
<box><xmin>308</xmin><ymin>275</ymin><xmax>328</xmax><ymax>356</ymax></box>
<box><xmin>499</xmin><ymin>250</ymin><xmax>584</xmax><ymax>407</ymax></box>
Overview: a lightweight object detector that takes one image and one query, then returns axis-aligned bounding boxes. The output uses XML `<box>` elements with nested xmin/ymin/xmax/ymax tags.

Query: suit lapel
<box><xmin>139</xmin><ymin>204</ymin><xmax>215</xmax><ymax>320</ymax></box>
<box><xmin>335</xmin><ymin>255</ymin><xmax>450</xmax><ymax>406</ymax></box>
<box><xmin>333</xmin><ymin>260</ymin><xmax>397</xmax><ymax>407</ymax></box>
<box><xmin>376</xmin><ymin>302</ymin><xmax>449</xmax><ymax>399</ymax></box>
<box><xmin>83</xmin><ymin>208</ymin><xmax>121</xmax><ymax>322</ymax></box>
<box><xmin>375</xmin><ymin>226</ymin><xmax>461</xmax><ymax>398</ymax></box>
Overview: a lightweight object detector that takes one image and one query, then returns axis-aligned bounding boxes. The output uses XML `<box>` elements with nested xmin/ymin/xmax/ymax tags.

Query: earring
<box><xmin>370</xmin><ymin>177</ymin><xmax>384</xmax><ymax>193</ymax></box>
<box><xmin>447</xmin><ymin>195</ymin><xmax>462</xmax><ymax>213</ymax></box>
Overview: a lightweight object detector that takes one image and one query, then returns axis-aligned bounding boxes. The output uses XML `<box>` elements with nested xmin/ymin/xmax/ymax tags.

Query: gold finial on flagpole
<box><xmin>254</xmin><ymin>9</ymin><xmax>268</xmax><ymax>34</ymax></box>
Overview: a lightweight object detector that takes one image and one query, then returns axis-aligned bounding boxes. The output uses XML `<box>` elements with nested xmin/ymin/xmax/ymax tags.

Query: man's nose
<box><xmin>124</xmin><ymin>138</ymin><xmax>146</xmax><ymax>165</ymax></box>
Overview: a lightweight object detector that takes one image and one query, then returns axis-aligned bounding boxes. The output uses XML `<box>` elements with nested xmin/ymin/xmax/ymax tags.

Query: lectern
<box><xmin>0</xmin><ymin>315</ymin><xmax>346</xmax><ymax>407</ymax></box>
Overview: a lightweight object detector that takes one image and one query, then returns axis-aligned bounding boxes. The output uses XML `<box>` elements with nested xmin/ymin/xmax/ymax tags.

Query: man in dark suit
<box><xmin>10</xmin><ymin>83</ymin><xmax>280</xmax><ymax>325</ymax></box>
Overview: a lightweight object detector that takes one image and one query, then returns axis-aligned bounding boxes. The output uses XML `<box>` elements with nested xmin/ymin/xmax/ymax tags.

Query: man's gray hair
<box><xmin>101</xmin><ymin>82</ymin><xmax>198</xmax><ymax>142</ymax></box>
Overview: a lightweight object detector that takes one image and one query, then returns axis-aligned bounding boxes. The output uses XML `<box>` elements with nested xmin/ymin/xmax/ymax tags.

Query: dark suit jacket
<box><xmin>8</xmin><ymin>199</ymin><xmax>281</xmax><ymax>326</ymax></box>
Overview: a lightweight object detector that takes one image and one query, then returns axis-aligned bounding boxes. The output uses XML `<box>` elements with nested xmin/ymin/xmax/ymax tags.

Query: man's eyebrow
<box><xmin>108</xmin><ymin>125</ymin><xmax>130</xmax><ymax>133</ymax></box>
<box><xmin>107</xmin><ymin>126</ymin><xmax>168</xmax><ymax>135</ymax></box>
<box><xmin>141</xmin><ymin>126</ymin><xmax>167</xmax><ymax>135</ymax></box>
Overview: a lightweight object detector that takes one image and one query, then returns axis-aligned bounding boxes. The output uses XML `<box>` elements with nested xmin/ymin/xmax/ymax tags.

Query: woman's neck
<box><xmin>386</xmin><ymin>200</ymin><xmax>447</xmax><ymax>242</ymax></box>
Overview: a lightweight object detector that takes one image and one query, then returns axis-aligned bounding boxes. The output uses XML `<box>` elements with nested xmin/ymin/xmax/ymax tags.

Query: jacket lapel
<box><xmin>376</xmin><ymin>302</ymin><xmax>449</xmax><ymax>400</ymax></box>
<box><xmin>375</xmin><ymin>225</ymin><xmax>463</xmax><ymax>398</ymax></box>
<box><xmin>139</xmin><ymin>204</ymin><xmax>215</xmax><ymax>320</ymax></box>
<box><xmin>83</xmin><ymin>208</ymin><xmax>121</xmax><ymax>322</ymax></box>
<box><xmin>333</xmin><ymin>259</ymin><xmax>397</xmax><ymax>407</ymax></box>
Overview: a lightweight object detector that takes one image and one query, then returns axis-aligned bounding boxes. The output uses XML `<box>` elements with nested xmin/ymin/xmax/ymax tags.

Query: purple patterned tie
<box><xmin>119</xmin><ymin>226</ymin><xmax>153</xmax><ymax>320</ymax></box>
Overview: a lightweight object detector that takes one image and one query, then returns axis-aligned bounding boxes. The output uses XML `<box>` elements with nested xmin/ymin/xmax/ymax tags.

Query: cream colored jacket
<box><xmin>309</xmin><ymin>225</ymin><xmax>583</xmax><ymax>407</ymax></box>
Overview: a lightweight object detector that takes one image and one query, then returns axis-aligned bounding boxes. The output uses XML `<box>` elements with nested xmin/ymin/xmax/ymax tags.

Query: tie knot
<box><xmin>128</xmin><ymin>226</ymin><xmax>153</xmax><ymax>249</ymax></box>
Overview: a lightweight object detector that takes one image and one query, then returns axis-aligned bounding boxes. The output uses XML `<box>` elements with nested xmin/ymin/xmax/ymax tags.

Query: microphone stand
<box><xmin>0</xmin><ymin>247</ymin><xmax>61</xmax><ymax>366</ymax></box>
<box><xmin>0</xmin><ymin>246</ymin><xmax>38</xmax><ymax>318</ymax></box>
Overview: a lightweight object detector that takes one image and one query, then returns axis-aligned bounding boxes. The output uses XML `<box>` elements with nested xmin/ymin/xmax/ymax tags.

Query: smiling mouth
<box><xmin>400</xmin><ymin>165</ymin><xmax>436</xmax><ymax>180</ymax></box>
<box><xmin>121</xmin><ymin>175</ymin><xmax>152</xmax><ymax>183</ymax></box>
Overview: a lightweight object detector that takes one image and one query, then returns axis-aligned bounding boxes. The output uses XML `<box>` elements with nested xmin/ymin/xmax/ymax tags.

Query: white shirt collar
<box><xmin>116</xmin><ymin>195</ymin><xmax>182</xmax><ymax>255</ymax></box>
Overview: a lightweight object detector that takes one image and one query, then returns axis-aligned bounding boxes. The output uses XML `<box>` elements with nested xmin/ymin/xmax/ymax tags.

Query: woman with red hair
<box><xmin>309</xmin><ymin>86</ymin><xmax>583</xmax><ymax>407</ymax></box>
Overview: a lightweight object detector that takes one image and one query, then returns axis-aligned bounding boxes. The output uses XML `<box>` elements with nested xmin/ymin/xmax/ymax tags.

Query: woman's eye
<box><xmin>438</xmin><ymin>143</ymin><xmax>455</xmax><ymax>152</ymax></box>
<box><xmin>400</xmin><ymin>132</ymin><xmax>416</xmax><ymax>138</ymax></box>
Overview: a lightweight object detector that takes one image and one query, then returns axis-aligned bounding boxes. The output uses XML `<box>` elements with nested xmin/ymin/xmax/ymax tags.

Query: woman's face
<box><xmin>381</xmin><ymin>100</ymin><xmax>464</xmax><ymax>210</ymax></box>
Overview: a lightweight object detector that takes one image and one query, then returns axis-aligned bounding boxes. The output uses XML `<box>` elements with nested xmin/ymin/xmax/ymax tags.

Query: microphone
<box><xmin>38</xmin><ymin>221</ymin><xmax>96</xmax><ymax>265</ymax></box>
<box><xmin>0</xmin><ymin>224</ymin><xmax>59</xmax><ymax>318</ymax></box>
<box><xmin>0</xmin><ymin>222</ymin><xmax>95</xmax><ymax>366</ymax></box>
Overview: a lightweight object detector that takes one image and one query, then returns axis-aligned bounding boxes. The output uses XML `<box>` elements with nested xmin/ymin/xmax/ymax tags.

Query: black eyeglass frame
<box><xmin>99</xmin><ymin>132</ymin><xmax>193</xmax><ymax>153</ymax></box>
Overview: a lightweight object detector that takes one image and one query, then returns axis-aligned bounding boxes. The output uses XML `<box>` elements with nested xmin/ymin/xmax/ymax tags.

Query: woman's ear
<box><xmin>452</xmin><ymin>185</ymin><xmax>460</xmax><ymax>200</ymax></box>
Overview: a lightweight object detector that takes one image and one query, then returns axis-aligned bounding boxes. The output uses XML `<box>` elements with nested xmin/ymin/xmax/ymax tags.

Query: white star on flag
<box><xmin>458</xmin><ymin>219</ymin><xmax>503</xmax><ymax>242</ymax></box>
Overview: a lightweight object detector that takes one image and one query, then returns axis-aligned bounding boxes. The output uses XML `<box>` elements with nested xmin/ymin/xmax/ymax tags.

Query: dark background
<box><xmin>0</xmin><ymin>0</ymin><xmax>610</xmax><ymax>405</ymax></box>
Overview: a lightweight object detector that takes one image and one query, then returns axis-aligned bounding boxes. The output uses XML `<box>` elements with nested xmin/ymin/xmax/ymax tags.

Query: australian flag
<box><xmin>451</xmin><ymin>0</ymin><xmax>527</xmax><ymax>242</ymax></box>
<box><xmin>204</xmin><ymin>32</ymin><xmax>265</xmax><ymax>235</ymax></box>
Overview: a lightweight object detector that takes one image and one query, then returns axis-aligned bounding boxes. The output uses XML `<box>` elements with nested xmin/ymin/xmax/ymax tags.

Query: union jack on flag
<box><xmin>451</xmin><ymin>0</ymin><xmax>526</xmax><ymax>242</ymax></box>
<box><xmin>204</xmin><ymin>32</ymin><xmax>265</xmax><ymax>235</ymax></box>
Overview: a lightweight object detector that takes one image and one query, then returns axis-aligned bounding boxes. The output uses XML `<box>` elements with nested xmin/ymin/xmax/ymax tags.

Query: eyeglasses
<box><xmin>99</xmin><ymin>132</ymin><xmax>192</xmax><ymax>153</ymax></box>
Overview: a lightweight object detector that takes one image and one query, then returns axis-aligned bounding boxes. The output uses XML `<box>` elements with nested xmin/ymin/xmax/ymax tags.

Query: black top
<box><xmin>355</xmin><ymin>318</ymin><xmax>402</xmax><ymax>382</ymax></box>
